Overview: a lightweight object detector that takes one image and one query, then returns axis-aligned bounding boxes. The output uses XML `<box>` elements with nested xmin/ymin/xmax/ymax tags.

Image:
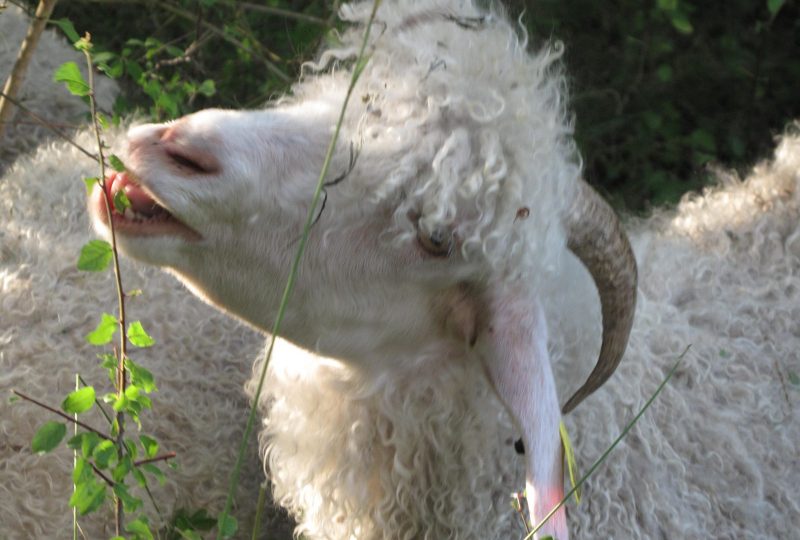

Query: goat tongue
<box><xmin>107</xmin><ymin>171</ymin><xmax>163</xmax><ymax>217</ymax></box>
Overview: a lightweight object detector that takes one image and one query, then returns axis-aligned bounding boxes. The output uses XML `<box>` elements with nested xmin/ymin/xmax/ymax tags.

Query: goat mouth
<box><xmin>93</xmin><ymin>171</ymin><xmax>201</xmax><ymax>240</ymax></box>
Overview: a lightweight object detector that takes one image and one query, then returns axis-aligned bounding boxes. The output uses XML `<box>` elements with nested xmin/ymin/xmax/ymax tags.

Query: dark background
<box><xmin>25</xmin><ymin>0</ymin><xmax>800</xmax><ymax>211</ymax></box>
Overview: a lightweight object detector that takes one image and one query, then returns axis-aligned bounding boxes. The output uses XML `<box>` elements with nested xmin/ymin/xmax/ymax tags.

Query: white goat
<box><xmin>2</xmin><ymin>1</ymin><xmax>798</xmax><ymax>539</ymax></box>
<box><xmin>87</xmin><ymin>2</ymin><xmax>635</xmax><ymax>538</ymax></box>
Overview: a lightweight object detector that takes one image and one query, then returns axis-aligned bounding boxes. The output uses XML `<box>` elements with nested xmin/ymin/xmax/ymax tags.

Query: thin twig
<box><xmin>0</xmin><ymin>0</ymin><xmax>59</xmax><ymax>139</ymax></box>
<box><xmin>0</xmin><ymin>91</ymin><xmax>100</xmax><ymax>163</ymax></box>
<box><xmin>11</xmin><ymin>389</ymin><xmax>113</xmax><ymax>442</ymax></box>
<box><xmin>90</xmin><ymin>461</ymin><xmax>115</xmax><ymax>487</ymax></box>
<box><xmin>82</xmin><ymin>36</ymin><xmax>129</xmax><ymax>536</ymax></box>
<box><xmin>159</xmin><ymin>0</ymin><xmax>292</xmax><ymax>83</ymax></box>
<box><xmin>133</xmin><ymin>452</ymin><xmax>176</xmax><ymax>467</ymax></box>
<box><xmin>78</xmin><ymin>374</ymin><xmax>113</xmax><ymax>426</ymax></box>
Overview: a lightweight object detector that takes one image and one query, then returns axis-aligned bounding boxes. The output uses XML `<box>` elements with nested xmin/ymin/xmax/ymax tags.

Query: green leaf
<box><xmin>126</xmin><ymin>359</ymin><xmax>156</xmax><ymax>393</ymax></box>
<box><xmin>767</xmin><ymin>0</ymin><xmax>786</xmax><ymax>16</ymax></box>
<box><xmin>112</xmin><ymin>455</ymin><xmax>133</xmax><ymax>482</ymax></box>
<box><xmin>8</xmin><ymin>395</ymin><xmax>20</xmax><ymax>404</ymax></box>
<box><xmin>53</xmin><ymin>62</ymin><xmax>90</xmax><ymax>96</ymax></box>
<box><xmin>83</xmin><ymin>176</ymin><xmax>100</xmax><ymax>195</ymax></box>
<box><xmin>560</xmin><ymin>420</ymin><xmax>581</xmax><ymax>504</ymax></box>
<box><xmin>142</xmin><ymin>463</ymin><xmax>166</xmax><ymax>485</ymax></box>
<box><xmin>109</xmin><ymin>154</ymin><xmax>126</xmax><ymax>172</ymax></box>
<box><xmin>73</xmin><ymin>456</ymin><xmax>93</xmax><ymax>484</ymax></box>
<box><xmin>113</xmin><ymin>188</ymin><xmax>131</xmax><ymax>213</ymax></box>
<box><xmin>657</xmin><ymin>0</ymin><xmax>677</xmax><ymax>10</ymax></box>
<box><xmin>789</xmin><ymin>371</ymin><xmax>800</xmax><ymax>386</ymax></box>
<box><xmin>50</xmin><ymin>18</ymin><xmax>80</xmax><ymax>43</ymax></box>
<box><xmin>126</xmin><ymin>516</ymin><xmax>154</xmax><ymax>540</ymax></box>
<box><xmin>92</xmin><ymin>439</ymin><xmax>117</xmax><ymax>469</ymax></box>
<box><xmin>656</xmin><ymin>64</ymin><xmax>673</xmax><ymax>82</ymax></box>
<box><xmin>128</xmin><ymin>321</ymin><xmax>155</xmax><ymax>348</ymax></box>
<box><xmin>114</xmin><ymin>483</ymin><xmax>143</xmax><ymax>513</ymax></box>
<box><xmin>69</xmin><ymin>476</ymin><xmax>106</xmax><ymax>515</ymax></box>
<box><xmin>197</xmin><ymin>79</ymin><xmax>216</xmax><ymax>97</ymax></box>
<box><xmin>670</xmin><ymin>14</ymin><xmax>693</xmax><ymax>34</ymax></box>
<box><xmin>173</xmin><ymin>508</ymin><xmax>217</xmax><ymax>531</ymax></box>
<box><xmin>97</xmin><ymin>112</ymin><xmax>110</xmax><ymax>130</ymax></box>
<box><xmin>68</xmin><ymin>432</ymin><xmax>101</xmax><ymax>458</ymax></box>
<box><xmin>86</xmin><ymin>313</ymin><xmax>118</xmax><ymax>345</ymax></box>
<box><xmin>62</xmin><ymin>386</ymin><xmax>96</xmax><ymax>414</ymax></box>
<box><xmin>32</xmin><ymin>421</ymin><xmax>66</xmax><ymax>454</ymax></box>
<box><xmin>139</xmin><ymin>435</ymin><xmax>159</xmax><ymax>458</ymax></box>
<box><xmin>78</xmin><ymin>239</ymin><xmax>113</xmax><ymax>272</ymax></box>
<box><xmin>217</xmin><ymin>513</ymin><xmax>238</xmax><ymax>539</ymax></box>
<box><xmin>177</xmin><ymin>530</ymin><xmax>203</xmax><ymax>540</ymax></box>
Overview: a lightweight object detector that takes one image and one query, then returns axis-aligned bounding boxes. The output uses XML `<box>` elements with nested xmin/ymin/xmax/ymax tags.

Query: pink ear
<box><xmin>473</xmin><ymin>285</ymin><xmax>567</xmax><ymax>540</ymax></box>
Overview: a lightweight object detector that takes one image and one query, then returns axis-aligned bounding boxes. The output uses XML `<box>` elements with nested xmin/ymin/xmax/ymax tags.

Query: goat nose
<box><xmin>127</xmin><ymin>123</ymin><xmax>168</xmax><ymax>149</ymax></box>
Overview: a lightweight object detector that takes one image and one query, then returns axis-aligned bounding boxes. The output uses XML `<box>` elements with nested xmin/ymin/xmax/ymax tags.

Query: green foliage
<box><xmin>109</xmin><ymin>154</ymin><xmax>126</xmax><ymax>172</ymax></box>
<box><xmin>127</xmin><ymin>321</ymin><xmax>155</xmax><ymax>348</ymax></box>
<box><xmin>78</xmin><ymin>240</ymin><xmax>113</xmax><ymax>272</ymax></box>
<box><xmin>31</xmin><ymin>421</ymin><xmax>67</xmax><ymax>454</ymax></box>
<box><xmin>517</xmin><ymin>0</ymin><xmax>799</xmax><ymax>209</ymax></box>
<box><xmin>61</xmin><ymin>386</ymin><xmax>96</xmax><ymax>414</ymax></box>
<box><xmin>53</xmin><ymin>61</ymin><xmax>90</xmax><ymax>96</ymax></box>
<box><xmin>86</xmin><ymin>312</ymin><xmax>118</xmax><ymax>345</ymax></box>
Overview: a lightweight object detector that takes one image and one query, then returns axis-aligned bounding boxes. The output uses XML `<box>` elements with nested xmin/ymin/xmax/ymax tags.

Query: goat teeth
<box><xmin>124</xmin><ymin>208</ymin><xmax>135</xmax><ymax>220</ymax></box>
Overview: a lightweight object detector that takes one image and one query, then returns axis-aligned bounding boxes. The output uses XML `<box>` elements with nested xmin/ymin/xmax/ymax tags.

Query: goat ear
<box><xmin>472</xmin><ymin>285</ymin><xmax>568</xmax><ymax>539</ymax></box>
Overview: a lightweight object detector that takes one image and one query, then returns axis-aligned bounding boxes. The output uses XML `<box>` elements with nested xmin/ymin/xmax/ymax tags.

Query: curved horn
<box><xmin>561</xmin><ymin>180</ymin><xmax>637</xmax><ymax>414</ymax></box>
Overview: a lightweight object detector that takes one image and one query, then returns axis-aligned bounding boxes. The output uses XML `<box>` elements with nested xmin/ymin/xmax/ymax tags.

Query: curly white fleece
<box><xmin>2</xmin><ymin>1</ymin><xmax>798</xmax><ymax>539</ymax></box>
<box><xmin>287</xmin><ymin>0</ymin><xmax>580</xmax><ymax>286</ymax></box>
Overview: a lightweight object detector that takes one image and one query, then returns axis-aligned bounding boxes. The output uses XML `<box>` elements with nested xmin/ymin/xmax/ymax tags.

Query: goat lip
<box><xmin>93</xmin><ymin>171</ymin><xmax>202</xmax><ymax>241</ymax></box>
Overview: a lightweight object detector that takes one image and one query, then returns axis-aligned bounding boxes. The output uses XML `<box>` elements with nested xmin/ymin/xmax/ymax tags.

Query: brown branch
<box><xmin>134</xmin><ymin>452</ymin><xmax>176</xmax><ymax>467</ymax></box>
<box><xmin>11</xmin><ymin>389</ymin><xmax>113</xmax><ymax>442</ymax></box>
<box><xmin>0</xmin><ymin>0</ymin><xmax>59</xmax><ymax>140</ymax></box>
<box><xmin>0</xmin><ymin>90</ymin><xmax>101</xmax><ymax>163</ymax></box>
<box><xmin>90</xmin><ymin>461</ymin><xmax>115</xmax><ymax>487</ymax></box>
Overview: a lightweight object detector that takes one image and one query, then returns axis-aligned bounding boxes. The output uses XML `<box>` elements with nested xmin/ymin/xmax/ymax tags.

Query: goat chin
<box><xmin>2</xmin><ymin>1</ymin><xmax>799</xmax><ymax>539</ymax></box>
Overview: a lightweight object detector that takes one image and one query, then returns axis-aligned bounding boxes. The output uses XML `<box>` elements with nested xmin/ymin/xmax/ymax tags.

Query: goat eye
<box><xmin>418</xmin><ymin>227</ymin><xmax>453</xmax><ymax>257</ymax></box>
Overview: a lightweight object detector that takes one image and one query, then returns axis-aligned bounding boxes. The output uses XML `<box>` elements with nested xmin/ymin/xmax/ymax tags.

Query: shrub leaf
<box><xmin>86</xmin><ymin>313</ymin><xmax>118</xmax><ymax>345</ymax></box>
<box><xmin>32</xmin><ymin>421</ymin><xmax>66</xmax><ymax>454</ymax></box>
<box><xmin>78</xmin><ymin>239</ymin><xmax>113</xmax><ymax>272</ymax></box>
<box><xmin>62</xmin><ymin>386</ymin><xmax>95</xmax><ymax>414</ymax></box>
<box><xmin>128</xmin><ymin>321</ymin><xmax>155</xmax><ymax>347</ymax></box>
<box><xmin>53</xmin><ymin>61</ymin><xmax>90</xmax><ymax>96</ymax></box>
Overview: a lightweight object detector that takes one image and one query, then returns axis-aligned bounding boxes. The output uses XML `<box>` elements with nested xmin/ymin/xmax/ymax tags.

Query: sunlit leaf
<box><xmin>32</xmin><ymin>421</ymin><xmax>66</xmax><ymax>454</ymax></box>
<box><xmin>126</xmin><ymin>359</ymin><xmax>156</xmax><ymax>392</ymax></box>
<box><xmin>86</xmin><ymin>313</ymin><xmax>117</xmax><ymax>345</ymax></box>
<box><xmin>62</xmin><ymin>386</ymin><xmax>95</xmax><ymax>414</ymax></box>
<box><xmin>69</xmin><ymin>476</ymin><xmax>106</xmax><ymax>515</ymax></box>
<box><xmin>78</xmin><ymin>240</ymin><xmax>112</xmax><ymax>272</ymax></box>
<box><xmin>92</xmin><ymin>439</ymin><xmax>116</xmax><ymax>469</ymax></box>
<box><xmin>128</xmin><ymin>321</ymin><xmax>155</xmax><ymax>348</ymax></box>
<box><xmin>139</xmin><ymin>434</ymin><xmax>159</xmax><ymax>459</ymax></box>
<box><xmin>53</xmin><ymin>62</ymin><xmax>90</xmax><ymax>96</ymax></box>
